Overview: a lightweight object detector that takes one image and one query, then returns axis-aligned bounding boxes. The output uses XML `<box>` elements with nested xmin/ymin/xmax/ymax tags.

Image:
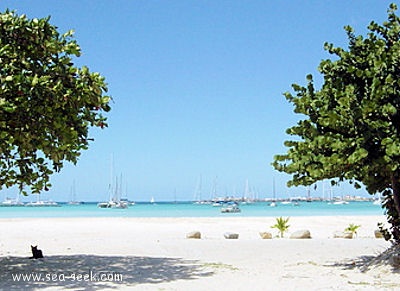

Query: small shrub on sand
<box><xmin>271</xmin><ymin>217</ymin><xmax>290</xmax><ymax>238</ymax></box>
<box><xmin>345</xmin><ymin>223</ymin><xmax>361</xmax><ymax>237</ymax></box>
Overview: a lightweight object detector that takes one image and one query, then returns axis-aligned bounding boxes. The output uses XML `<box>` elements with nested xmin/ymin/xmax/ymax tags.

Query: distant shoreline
<box><xmin>1</xmin><ymin>196</ymin><xmax>379</xmax><ymax>204</ymax></box>
<box><xmin>0</xmin><ymin>200</ymin><xmax>384</xmax><ymax>219</ymax></box>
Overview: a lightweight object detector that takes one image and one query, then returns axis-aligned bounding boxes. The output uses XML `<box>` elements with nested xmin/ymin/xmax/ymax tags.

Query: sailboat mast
<box><xmin>71</xmin><ymin>179</ymin><xmax>77</xmax><ymax>202</ymax></box>
<box><xmin>244</xmin><ymin>179</ymin><xmax>249</xmax><ymax>200</ymax></box>
<box><xmin>109</xmin><ymin>154</ymin><xmax>115</xmax><ymax>201</ymax></box>
<box><xmin>194</xmin><ymin>175</ymin><xmax>202</xmax><ymax>202</ymax></box>
<box><xmin>210</xmin><ymin>176</ymin><xmax>218</xmax><ymax>200</ymax></box>
<box><xmin>273</xmin><ymin>178</ymin><xmax>276</xmax><ymax>200</ymax></box>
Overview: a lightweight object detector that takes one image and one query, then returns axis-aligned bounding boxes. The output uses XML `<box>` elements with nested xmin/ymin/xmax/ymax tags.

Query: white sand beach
<box><xmin>0</xmin><ymin>215</ymin><xmax>398</xmax><ymax>290</ymax></box>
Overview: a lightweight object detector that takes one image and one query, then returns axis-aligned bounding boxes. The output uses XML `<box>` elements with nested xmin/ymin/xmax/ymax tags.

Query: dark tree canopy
<box><xmin>273</xmin><ymin>4</ymin><xmax>400</xmax><ymax>242</ymax></box>
<box><xmin>0</xmin><ymin>11</ymin><xmax>111</xmax><ymax>195</ymax></box>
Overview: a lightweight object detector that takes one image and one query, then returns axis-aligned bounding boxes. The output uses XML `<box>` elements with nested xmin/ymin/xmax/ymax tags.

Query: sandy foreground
<box><xmin>0</xmin><ymin>215</ymin><xmax>398</xmax><ymax>290</ymax></box>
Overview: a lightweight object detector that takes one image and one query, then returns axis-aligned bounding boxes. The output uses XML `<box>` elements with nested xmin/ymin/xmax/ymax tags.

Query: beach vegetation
<box><xmin>0</xmin><ymin>10</ymin><xmax>111</xmax><ymax>195</ymax></box>
<box><xmin>272</xmin><ymin>3</ymin><xmax>400</xmax><ymax>243</ymax></box>
<box><xmin>345</xmin><ymin>223</ymin><xmax>361</xmax><ymax>237</ymax></box>
<box><xmin>271</xmin><ymin>216</ymin><xmax>290</xmax><ymax>238</ymax></box>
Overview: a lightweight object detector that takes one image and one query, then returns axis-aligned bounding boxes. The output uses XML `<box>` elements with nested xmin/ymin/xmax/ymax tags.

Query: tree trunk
<box><xmin>392</xmin><ymin>172</ymin><xmax>400</xmax><ymax>217</ymax></box>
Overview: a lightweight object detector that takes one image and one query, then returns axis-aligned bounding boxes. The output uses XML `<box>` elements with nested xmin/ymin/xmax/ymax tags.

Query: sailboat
<box><xmin>98</xmin><ymin>157</ymin><xmax>128</xmax><ymax>209</ymax></box>
<box><xmin>120</xmin><ymin>179</ymin><xmax>135</xmax><ymax>206</ymax></box>
<box><xmin>333</xmin><ymin>199</ymin><xmax>349</xmax><ymax>205</ymax></box>
<box><xmin>269</xmin><ymin>178</ymin><xmax>277</xmax><ymax>207</ymax></box>
<box><xmin>193</xmin><ymin>175</ymin><xmax>204</xmax><ymax>204</ymax></box>
<box><xmin>68</xmin><ymin>180</ymin><xmax>82</xmax><ymax>205</ymax></box>
<box><xmin>0</xmin><ymin>193</ymin><xmax>24</xmax><ymax>207</ymax></box>
<box><xmin>98</xmin><ymin>175</ymin><xmax>129</xmax><ymax>209</ymax></box>
<box><xmin>242</xmin><ymin>179</ymin><xmax>254</xmax><ymax>204</ymax></box>
<box><xmin>25</xmin><ymin>194</ymin><xmax>58</xmax><ymax>207</ymax></box>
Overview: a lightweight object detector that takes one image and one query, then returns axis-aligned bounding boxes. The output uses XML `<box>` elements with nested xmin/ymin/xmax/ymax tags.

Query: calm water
<box><xmin>0</xmin><ymin>201</ymin><xmax>384</xmax><ymax>218</ymax></box>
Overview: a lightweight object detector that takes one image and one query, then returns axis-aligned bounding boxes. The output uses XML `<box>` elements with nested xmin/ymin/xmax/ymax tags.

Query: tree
<box><xmin>0</xmin><ymin>11</ymin><xmax>111</xmax><ymax>195</ymax></box>
<box><xmin>271</xmin><ymin>217</ymin><xmax>290</xmax><ymax>238</ymax></box>
<box><xmin>272</xmin><ymin>4</ymin><xmax>400</xmax><ymax>242</ymax></box>
<box><xmin>345</xmin><ymin>223</ymin><xmax>361</xmax><ymax>238</ymax></box>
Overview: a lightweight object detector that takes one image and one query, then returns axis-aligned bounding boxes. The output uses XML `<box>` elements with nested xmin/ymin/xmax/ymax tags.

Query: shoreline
<box><xmin>0</xmin><ymin>201</ymin><xmax>384</xmax><ymax>219</ymax></box>
<box><xmin>0</xmin><ymin>215</ymin><xmax>397</xmax><ymax>290</ymax></box>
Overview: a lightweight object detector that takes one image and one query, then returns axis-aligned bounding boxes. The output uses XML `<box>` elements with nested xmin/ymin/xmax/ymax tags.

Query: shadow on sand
<box><xmin>0</xmin><ymin>254</ymin><xmax>214</xmax><ymax>290</ymax></box>
<box><xmin>325</xmin><ymin>244</ymin><xmax>400</xmax><ymax>273</ymax></box>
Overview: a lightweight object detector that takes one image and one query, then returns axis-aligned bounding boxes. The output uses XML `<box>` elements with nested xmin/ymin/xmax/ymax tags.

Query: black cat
<box><xmin>29</xmin><ymin>245</ymin><xmax>44</xmax><ymax>259</ymax></box>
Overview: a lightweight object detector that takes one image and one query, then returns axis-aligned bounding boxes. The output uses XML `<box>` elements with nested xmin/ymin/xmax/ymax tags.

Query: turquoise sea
<box><xmin>0</xmin><ymin>201</ymin><xmax>385</xmax><ymax>218</ymax></box>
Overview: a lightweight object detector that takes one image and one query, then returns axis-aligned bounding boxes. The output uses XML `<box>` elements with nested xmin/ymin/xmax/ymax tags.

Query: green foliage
<box><xmin>377</xmin><ymin>222</ymin><xmax>393</xmax><ymax>241</ymax></box>
<box><xmin>272</xmin><ymin>3</ymin><xmax>400</xmax><ymax>242</ymax></box>
<box><xmin>271</xmin><ymin>217</ymin><xmax>290</xmax><ymax>238</ymax></box>
<box><xmin>345</xmin><ymin>223</ymin><xmax>361</xmax><ymax>237</ymax></box>
<box><xmin>0</xmin><ymin>10</ymin><xmax>111</xmax><ymax>194</ymax></box>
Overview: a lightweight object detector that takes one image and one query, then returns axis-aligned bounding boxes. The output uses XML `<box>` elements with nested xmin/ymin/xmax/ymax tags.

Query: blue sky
<box><xmin>0</xmin><ymin>1</ymin><xmax>393</xmax><ymax>202</ymax></box>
